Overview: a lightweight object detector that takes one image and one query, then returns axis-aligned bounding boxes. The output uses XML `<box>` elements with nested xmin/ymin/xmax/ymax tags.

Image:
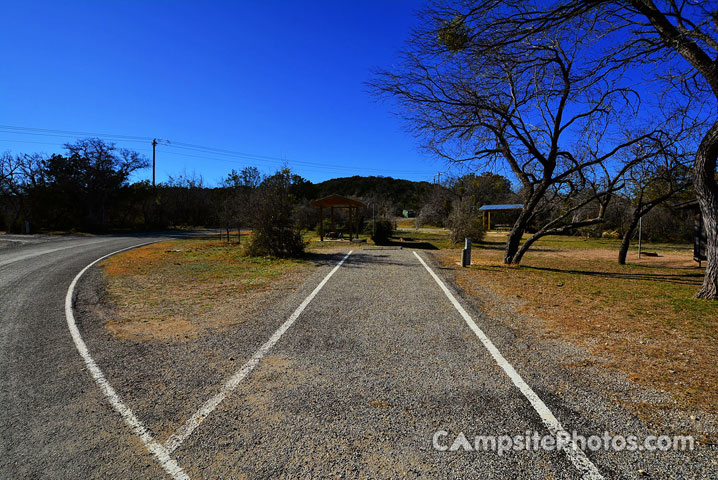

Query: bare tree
<box><xmin>617</xmin><ymin>145</ymin><xmax>692</xmax><ymax>264</ymax></box>
<box><xmin>429</xmin><ymin>0</ymin><xmax>717</xmax><ymax>295</ymax></box>
<box><xmin>219</xmin><ymin>167</ymin><xmax>261</xmax><ymax>242</ymax></box>
<box><xmin>0</xmin><ymin>152</ymin><xmax>20</xmax><ymax>191</ymax></box>
<box><xmin>0</xmin><ymin>152</ymin><xmax>22</xmax><ymax>231</ymax></box>
<box><xmin>371</xmin><ymin>2</ymin><xmax>674</xmax><ymax>264</ymax></box>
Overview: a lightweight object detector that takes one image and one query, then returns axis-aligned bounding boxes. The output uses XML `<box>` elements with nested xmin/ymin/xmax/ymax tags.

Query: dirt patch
<box><xmin>99</xmin><ymin>240</ymin><xmax>314</xmax><ymax>341</ymax></box>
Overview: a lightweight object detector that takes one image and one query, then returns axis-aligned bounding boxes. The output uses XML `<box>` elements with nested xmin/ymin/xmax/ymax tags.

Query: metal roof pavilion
<box><xmin>478</xmin><ymin>204</ymin><xmax>524</xmax><ymax>211</ymax></box>
<box><xmin>478</xmin><ymin>204</ymin><xmax>523</xmax><ymax>231</ymax></box>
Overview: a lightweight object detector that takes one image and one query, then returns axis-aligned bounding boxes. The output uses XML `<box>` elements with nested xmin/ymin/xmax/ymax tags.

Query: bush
<box><xmin>244</xmin><ymin>169</ymin><xmax>306</xmax><ymax>257</ymax></box>
<box><xmin>365</xmin><ymin>218</ymin><xmax>394</xmax><ymax>245</ymax></box>
<box><xmin>447</xmin><ymin>200</ymin><xmax>485</xmax><ymax>244</ymax></box>
<box><xmin>245</xmin><ymin>227</ymin><xmax>305</xmax><ymax>257</ymax></box>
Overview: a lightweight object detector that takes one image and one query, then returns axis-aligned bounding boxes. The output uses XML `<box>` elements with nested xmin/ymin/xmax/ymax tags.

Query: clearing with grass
<box><xmin>99</xmin><ymin>237</ymin><xmax>313</xmax><ymax>341</ymax></box>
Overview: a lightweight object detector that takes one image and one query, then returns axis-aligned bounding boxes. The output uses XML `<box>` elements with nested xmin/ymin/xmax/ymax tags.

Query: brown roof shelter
<box><xmin>311</xmin><ymin>194</ymin><xmax>366</xmax><ymax>241</ymax></box>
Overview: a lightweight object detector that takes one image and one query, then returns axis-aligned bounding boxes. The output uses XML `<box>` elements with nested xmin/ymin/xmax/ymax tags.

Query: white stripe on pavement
<box><xmin>413</xmin><ymin>251</ymin><xmax>604</xmax><ymax>480</ymax></box>
<box><xmin>65</xmin><ymin>241</ymin><xmax>190</xmax><ymax>480</ymax></box>
<box><xmin>163</xmin><ymin>250</ymin><xmax>353</xmax><ymax>454</ymax></box>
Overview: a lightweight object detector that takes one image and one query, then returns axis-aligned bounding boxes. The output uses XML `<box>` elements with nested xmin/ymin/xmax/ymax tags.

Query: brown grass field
<box><xmin>99</xmin><ymin>238</ymin><xmax>311</xmax><ymax>341</ymax></box>
<box><xmin>434</xmin><ymin>232</ymin><xmax>717</xmax><ymax>432</ymax></box>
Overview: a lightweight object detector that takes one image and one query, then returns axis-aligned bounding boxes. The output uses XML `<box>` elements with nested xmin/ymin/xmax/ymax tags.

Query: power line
<box><xmin>161</xmin><ymin>148</ymin><xmax>433</xmax><ymax>176</ymax></box>
<box><xmin>163</xmin><ymin>144</ymin><xmax>433</xmax><ymax>175</ymax></box>
<box><xmin>0</xmin><ymin>125</ymin><xmax>152</xmax><ymax>142</ymax></box>
<box><xmin>0</xmin><ymin>124</ymin><xmax>436</xmax><ymax>178</ymax></box>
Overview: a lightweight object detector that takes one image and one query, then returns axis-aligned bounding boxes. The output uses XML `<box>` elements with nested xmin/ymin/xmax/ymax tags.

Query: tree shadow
<box><xmin>303</xmin><ymin>250</ymin><xmax>412</xmax><ymax>267</ymax></box>
<box><xmin>384</xmin><ymin>237</ymin><xmax>438</xmax><ymax>250</ymax></box>
<box><xmin>506</xmin><ymin>264</ymin><xmax>704</xmax><ymax>286</ymax></box>
<box><xmin>476</xmin><ymin>240</ymin><xmax>561</xmax><ymax>253</ymax></box>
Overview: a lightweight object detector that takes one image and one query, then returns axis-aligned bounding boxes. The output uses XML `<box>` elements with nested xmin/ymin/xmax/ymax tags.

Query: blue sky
<box><xmin>0</xmin><ymin>0</ymin><xmax>444</xmax><ymax>185</ymax></box>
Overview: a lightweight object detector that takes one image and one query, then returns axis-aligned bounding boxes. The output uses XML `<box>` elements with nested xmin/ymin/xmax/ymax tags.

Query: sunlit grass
<box><xmin>99</xmin><ymin>238</ymin><xmax>309</xmax><ymax>341</ymax></box>
<box><xmin>437</xmin><ymin>232</ymin><xmax>717</xmax><ymax>420</ymax></box>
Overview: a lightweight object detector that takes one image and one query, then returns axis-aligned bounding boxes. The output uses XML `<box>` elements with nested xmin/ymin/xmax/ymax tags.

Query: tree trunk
<box><xmin>505</xmin><ymin>212</ymin><xmax>530</xmax><ymax>264</ymax></box>
<box><xmin>512</xmin><ymin>231</ymin><xmax>543</xmax><ymax>264</ymax></box>
<box><xmin>695</xmin><ymin>122</ymin><xmax>718</xmax><ymax>299</ymax></box>
<box><xmin>504</xmin><ymin>187</ymin><xmax>547</xmax><ymax>264</ymax></box>
<box><xmin>618</xmin><ymin>211</ymin><xmax>642</xmax><ymax>265</ymax></box>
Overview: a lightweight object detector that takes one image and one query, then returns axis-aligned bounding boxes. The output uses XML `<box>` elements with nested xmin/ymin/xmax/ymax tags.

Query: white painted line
<box><xmin>65</xmin><ymin>241</ymin><xmax>190</xmax><ymax>480</ymax></box>
<box><xmin>413</xmin><ymin>251</ymin><xmax>604</xmax><ymax>480</ymax></box>
<box><xmin>163</xmin><ymin>250</ymin><xmax>353</xmax><ymax>454</ymax></box>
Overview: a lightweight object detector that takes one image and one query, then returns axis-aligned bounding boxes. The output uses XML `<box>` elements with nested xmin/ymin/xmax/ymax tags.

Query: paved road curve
<box><xmin>0</xmin><ymin>234</ymin><xmax>181</xmax><ymax>478</ymax></box>
<box><xmin>0</xmin><ymin>240</ymin><xmax>710</xmax><ymax>478</ymax></box>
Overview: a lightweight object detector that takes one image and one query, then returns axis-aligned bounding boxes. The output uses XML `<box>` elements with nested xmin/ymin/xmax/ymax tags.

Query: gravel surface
<box><xmin>2</xmin><ymin>240</ymin><xmax>715</xmax><ymax>479</ymax></box>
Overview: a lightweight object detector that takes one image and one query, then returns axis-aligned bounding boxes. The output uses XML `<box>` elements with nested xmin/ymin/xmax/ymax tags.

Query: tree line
<box><xmin>0</xmin><ymin>138</ymin><xmax>694</xmax><ymax>253</ymax></box>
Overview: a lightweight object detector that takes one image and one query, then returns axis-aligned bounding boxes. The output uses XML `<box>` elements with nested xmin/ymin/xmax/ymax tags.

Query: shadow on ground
<box><xmin>473</xmin><ymin>263</ymin><xmax>704</xmax><ymax>286</ymax></box>
<box><xmin>384</xmin><ymin>236</ymin><xmax>438</xmax><ymax>250</ymax></box>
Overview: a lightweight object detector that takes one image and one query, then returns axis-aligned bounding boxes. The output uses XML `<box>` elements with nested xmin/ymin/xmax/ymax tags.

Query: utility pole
<box><xmin>151</xmin><ymin>138</ymin><xmax>170</xmax><ymax>186</ymax></box>
<box><xmin>152</xmin><ymin>139</ymin><xmax>158</xmax><ymax>187</ymax></box>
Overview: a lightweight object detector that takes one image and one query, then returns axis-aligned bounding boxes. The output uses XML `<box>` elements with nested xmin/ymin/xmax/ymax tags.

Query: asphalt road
<box><xmin>0</xmin><ymin>237</ymin><xmax>713</xmax><ymax>479</ymax></box>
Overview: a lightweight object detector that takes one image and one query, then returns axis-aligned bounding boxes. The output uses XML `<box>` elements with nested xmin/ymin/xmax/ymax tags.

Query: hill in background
<box><xmin>314</xmin><ymin>175</ymin><xmax>435</xmax><ymax>211</ymax></box>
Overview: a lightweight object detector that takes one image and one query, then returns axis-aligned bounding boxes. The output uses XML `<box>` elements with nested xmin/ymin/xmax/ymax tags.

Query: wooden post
<box><xmin>488</xmin><ymin>211</ymin><xmax>491</xmax><ymax>231</ymax></box>
<box><xmin>356</xmin><ymin>207</ymin><xmax>360</xmax><ymax>240</ymax></box>
<box><xmin>330</xmin><ymin>206</ymin><xmax>335</xmax><ymax>236</ymax></box>
<box><xmin>348</xmin><ymin>206</ymin><xmax>353</xmax><ymax>241</ymax></box>
<box><xmin>319</xmin><ymin>206</ymin><xmax>324</xmax><ymax>241</ymax></box>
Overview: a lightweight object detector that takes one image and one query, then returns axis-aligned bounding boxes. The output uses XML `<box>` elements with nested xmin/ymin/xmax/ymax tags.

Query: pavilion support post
<box><xmin>348</xmin><ymin>206</ymin><xmax>353</xmax><ymax>241</ymax></box>
<box><xmin>319</xmin><ymin>207</ymin><xmax>324</xmax><ymax>241</ymax></box>
<box><xmin>488</xmin><ymin>211</ymin><xmax>491</xmax><ymax>231</ymax></box>
<box><xmin>356</xmin><ymin>207</ymin><xmax>360</xmax><ymax>240</ymax></box>
<box><xmin>330</xmin><ymin>207</ymin><xmax>335</xmax><ymax>236</ymax></box>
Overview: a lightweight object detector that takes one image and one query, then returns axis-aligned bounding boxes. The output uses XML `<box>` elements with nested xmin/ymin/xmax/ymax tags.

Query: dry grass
<box><xmin>435</xmin><ymin>232</ymin><xmax>717</xmax><ymax>420</ymax></box>
<box><xmin>395</xmin><ymin>217</ymin><xmax>416</xmax><ymax>229</ymax></box>
<box><xmin>99</xmin><ymin>239</ymin><xmax>311</xmax><ymax>341</ymax></box>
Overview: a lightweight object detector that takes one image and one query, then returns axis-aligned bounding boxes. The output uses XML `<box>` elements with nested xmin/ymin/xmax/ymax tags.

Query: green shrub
<box><xmin>365</xmin><ymin>218</ymin><xmax>394</xmax><ymax>245</ymax></box>
<box><xmin>245</xmin><ymin>227</ymin><xmax>305</xmax><ymax>257</ymax></box>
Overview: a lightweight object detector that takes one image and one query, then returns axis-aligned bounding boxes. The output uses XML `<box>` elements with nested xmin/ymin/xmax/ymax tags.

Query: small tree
<box><xmin>417</xmin><ymin>183</ymin><xmax>452</xmax><ymax>227</ymax></box>
<box><xmin>219</xmin><ymin>167</ymin><xmax>260</xmax><ymax>242</ymax></box>
<box><xmin>618</xmin><ymin>151</ymin><xmax>692</xmax><ymax>264</ymax></box>
<box><xmin>446</xmin><ymin>198</ymin><xmax>485</xmax><ymax>244</ymax></box>
<box><xmin>245</xmin><ymin>169</ymin><xmax>306</xmax><ymax>257</ymax></box>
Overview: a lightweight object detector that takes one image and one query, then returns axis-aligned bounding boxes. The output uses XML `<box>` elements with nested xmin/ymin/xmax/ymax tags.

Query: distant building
<box><xmin>402</xmin><ymin>209</ymin><xmax>415</xmax><ymax>218</ymax></box>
